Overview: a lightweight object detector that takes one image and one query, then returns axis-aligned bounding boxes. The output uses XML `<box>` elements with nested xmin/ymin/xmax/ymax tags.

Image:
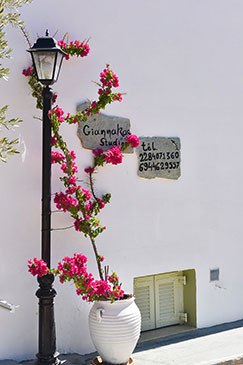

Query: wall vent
<box><xmin>210</xmin><ymin>268</ymin><xmax>219</xmax><ymax>282</ymax></box>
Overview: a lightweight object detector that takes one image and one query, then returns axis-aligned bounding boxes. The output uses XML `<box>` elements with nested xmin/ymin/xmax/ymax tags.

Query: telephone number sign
<box><xmin>136</xmin><ymin>137</ymin><xmax>181</xmax><ymax>180</ymax></box>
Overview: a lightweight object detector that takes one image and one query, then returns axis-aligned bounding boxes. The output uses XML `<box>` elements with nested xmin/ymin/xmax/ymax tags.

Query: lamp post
<box><xmin>28</xmin><ymin>30</ymin><xmax>67</xmax><ymax>365</ymax></box>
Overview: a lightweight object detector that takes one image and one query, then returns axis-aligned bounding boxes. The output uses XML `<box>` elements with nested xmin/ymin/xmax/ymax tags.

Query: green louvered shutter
<box><xmin>134</xmin><ymin>272</ymin><xmax>187</xmax><ymax>331</ymax></box>
<box><xmin>155</xmin><ymin>273</ymin><xmax>185</xmax><ymax>328</ymax></box>
<box><xmin>134</xmin><ymin>276</ymin><xmax>155</xmax><ymax>331</ymax></box>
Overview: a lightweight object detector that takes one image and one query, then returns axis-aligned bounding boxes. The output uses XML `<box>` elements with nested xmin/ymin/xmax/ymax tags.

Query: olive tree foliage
<box><xmin>0</xmin><ymin>0</ymin><xmax>32</xmax><ymax>162</ymax></box>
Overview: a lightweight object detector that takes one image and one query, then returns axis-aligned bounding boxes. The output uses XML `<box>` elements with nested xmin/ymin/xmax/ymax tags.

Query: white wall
<box><xmin>1</xmin><ymin>0</ymin><xmax>243</xmax><ymax>360</ymax></box>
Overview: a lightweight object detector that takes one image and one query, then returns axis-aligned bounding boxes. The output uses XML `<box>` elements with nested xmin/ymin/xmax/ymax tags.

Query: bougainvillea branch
<box><xmin>28</xmin><ymin>254</ymin><xmax>124</xmax><ymax>302</ymax></box>
<box><xmin>58</xmin><ymin>39</ymin><xmax>90</xmax><ymax>60</ymax></box>
<box><xmin>25</xmin><ymin>38</ymin><xmax>140</xmax><ymax>302</ymax></box>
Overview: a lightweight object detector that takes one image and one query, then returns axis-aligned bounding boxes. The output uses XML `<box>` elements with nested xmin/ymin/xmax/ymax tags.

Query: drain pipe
<box><xmin>0</xmin><ymin>299</ymin><xmax>19</xmax><ymax>313</ymax></box>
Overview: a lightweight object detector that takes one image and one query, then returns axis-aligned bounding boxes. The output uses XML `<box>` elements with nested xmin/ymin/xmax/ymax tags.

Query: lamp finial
<box><xmin>45</xmin><ymin>29</ymin><xmax>49</xmax><ymax>37</ymax></box>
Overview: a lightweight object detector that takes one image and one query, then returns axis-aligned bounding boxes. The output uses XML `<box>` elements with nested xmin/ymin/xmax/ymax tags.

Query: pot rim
<box><xmin>93</xmin><ymin>293</ymin><xmax>135</xmax><ymax>304</ymax></box>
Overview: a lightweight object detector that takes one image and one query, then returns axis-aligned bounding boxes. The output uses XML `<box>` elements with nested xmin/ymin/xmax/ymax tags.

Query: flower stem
<box><xmin>89</xmin><ymin>171</ymin><xmax>98</xmax><ymax>201</ymax></box>
<box><xmin>87</xmin><ymin>225</ymin><xmax>104</xmax><ymax>281</ymax></box>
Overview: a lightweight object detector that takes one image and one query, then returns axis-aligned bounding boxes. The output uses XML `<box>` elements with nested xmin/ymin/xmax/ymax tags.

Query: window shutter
<box><xmin>134</xmin><ymin>272</ymin><xmax>187</xmax><ymax>332</ymax></box>
<box><xmin>155</xmin><ymin>273</ymin><xmax>185</xmax><ymax>328</ymax></box>
<box><xmin>134</xmin><ymin>276</ymin><xmax>155</xmax><ymax>331</ymax></box>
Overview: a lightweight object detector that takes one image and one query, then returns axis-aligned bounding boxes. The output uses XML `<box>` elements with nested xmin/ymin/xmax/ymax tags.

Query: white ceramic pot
<box><xmin>88</xmin><ymin>296</ymin><xmax>141</xmax><ymax>364</ymax></box>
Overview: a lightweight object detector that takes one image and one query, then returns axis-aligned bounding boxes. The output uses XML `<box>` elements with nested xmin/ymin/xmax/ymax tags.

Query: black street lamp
<box><xmin>28</xmin><ymin>30</ymin><xmax>67</xmax><ymax>365</ymax></box>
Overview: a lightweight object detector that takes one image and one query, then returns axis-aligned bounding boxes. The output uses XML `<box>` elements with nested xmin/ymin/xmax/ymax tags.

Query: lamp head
<box><xmin>28</xmin><ymin>30</ymin><xmax>67</xmax><ymax>86</ymax></box>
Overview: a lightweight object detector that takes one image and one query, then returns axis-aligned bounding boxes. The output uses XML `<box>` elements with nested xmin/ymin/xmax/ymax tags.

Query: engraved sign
<box><xmin>77</xmin><ymin>101</ymin><xmax>132</xmax><ymax>152</ymax></box>
<box><xmin>136</xmin><ymin>137</ymin><xmax>181</xmax><ymax>179</ymax></box>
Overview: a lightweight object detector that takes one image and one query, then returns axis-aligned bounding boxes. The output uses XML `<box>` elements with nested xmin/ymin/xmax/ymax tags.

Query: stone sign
<box><xmin>136</xmin><ymin>137</ymin><xmax>181</xmax><ymax>180</ymax></box>
<box><xmin>77</xmin><ymin>101</ymin><xmax>132</xmax><ymax>152</ymax></box>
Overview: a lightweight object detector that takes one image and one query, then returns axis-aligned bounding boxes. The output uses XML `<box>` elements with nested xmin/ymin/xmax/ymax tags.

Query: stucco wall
<box><xmin>1</xmin><ymin>0</ymin><xmax>243</xmax><ymax>360</ymax></box>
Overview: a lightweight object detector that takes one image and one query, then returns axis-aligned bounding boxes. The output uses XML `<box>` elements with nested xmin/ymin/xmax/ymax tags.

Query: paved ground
<box><xmin>1</xmin><ymin>320</ymin><xmax>243</xmax><ymax>365</ymax></box>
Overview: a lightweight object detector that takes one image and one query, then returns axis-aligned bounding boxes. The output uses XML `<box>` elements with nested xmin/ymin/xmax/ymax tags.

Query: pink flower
<box><xmin>58</xmin><ymin>40</ymin><xmax>67</xmax><ymax>48</ymax></box>
<box><xmin>22</xmin><ymin>66</ymin><xmax>33</xmax><ymax>77</ymax></box>
<box><xmin>112</xmin><ymin>74</ymin><xmax>119</xmax><ymax>87</ymax></box>
<box><xmin>71</xmin><ymin>163</ymin><xmax>78</xmax><ymax>174</ymax></box>
<box><xmin>105</xmin><ymin>146</ymin><xmax>123</xmax><ymax>165</ymax></box>
<box><xmin>66</xmin><ymin>185</ymin><xmax>78</xmax><ymax>194</ymax></box>
<box><xmin>52</xmin><ymin>106</ymin><xmax>65</xmax><ymax>123</ymax></box>
<box><xmin>74</xmin><ymin>218</ymin><xmax>85</xmax><ymax>232</ymax></box>
<box><xmin>66</xmin><ymin>176</ymin><xmax>76</xmax><ymax>185</ymax></box>
<box><xmin>84</xmin><ymin>166</ymin><xmax>94</xmax><ymax>174</ymax></box>
<box><xmin>82</xmin><ymin>189</ymin><xmax>92</xmax><ymax>201</ymax></box>
<box><xmin>113</xmin><ymin>92</ymin><xmax>123</xmax><ymax>102</ymax></box>
<box><xmin>92</xmin><ymin>148</ymin><xmax>104</xmax><ymax>157</ymax></box>
<box><xmin>57</xmin><ymin>254</ymin><xmax>88</xmax><ymax>280</ymax></box>
<box><xmin>81</xmin><ymin>43</ymin><xmax>90</xmax><ymax>57</ymax></box>
<box><xmin>51</xmin><ymin>151</ymin><xmax>64</xmax><ymax>164</ymax></box>
<box><xmin>52</xmin><ymin>93</ymin><xmax>58</xmax><ymax>104</ymax></box>
<box><xmin>61</xmin><ymin>163</ymin><xmax>67</xmax><ymax>173</ymax></box>
<box><xmin>28</xmin><ymin>258</ymin><xmax>48</xmax><ymax>277</ymax></box>
<box><xmin>98</xmin><ymin>199</ymin><xmax>105</xmax><ymax>209</ymax></box>
<box><xmin>69</xmin><ymin>150</ymin><xmax>76</xmax><ymax>161</ymax></box>
<box><xmin>100</xmin><ymin>68</ymin><xmax>119</xmax><ymax>88</ymax></box>
<box><xmin>28</xmin><ymin>253</ymin><xmax>124</xmax><ymax>302</ymax></box>
<box><xmin>126</xmin><ymin>134</ymin><xmax>140</xmax><ymax>148</ymax></box>
<box><xmin>54</xmin><ymin>192</ymin><xmax>78</xmax><ymax>212</ymax></box>
<box><xmin>51</xmin><ymin>136</ymin><xmax>57</xmax><ymax>146</ymax></box>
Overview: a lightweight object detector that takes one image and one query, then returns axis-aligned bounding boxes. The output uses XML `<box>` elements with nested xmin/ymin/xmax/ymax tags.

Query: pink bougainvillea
<box><xmin>113</xmin><ymin>92</ymin><xmax>123</xmax><ymax>102</ymax></box>
<box><xmin>51</xmin><ymin>151</ymin><xmax>65</xmax><ymax>164</ymax></box>
<box><xmin>28</xmin><ymin>258</ymin><xmax>48</xmax><ymax>277</ymax></box>
<box><xmin>22</xmin><ymin>66</ymin><xmax>34</xmax><ymax>76</ymax></box>
<box><xmin>28</xmin><ymin>256</ymin><xmax>124</xmax><ymax>302</ymax></box>
<box><xmin>126</xmin><ymin>134</ymin><xmax>140</xmax><ymax>148</ymax></box>
<box><xmin>84</xmin><ymin>166</ymin><xmax>94</xmax><ymax>174</ymax></box>
<box><xmin>58</xmin><ymin>39</ymin><xmax>90</xmax><ymax>59</ymax></box>
<box><xmin>105</xmin><ymin>146</ymin><xmax>123</xmax><ymax>165</ymax></box>
<box><xmin>92</xmin><ymin>148</ymin><xmax>104</xmax><ymax>157</ymax></box>
<box><xmin>25</xmin><ymin>39</ymin><xmax>140</xmax><ymax>302</ymax></box>
<box><xmin>100</xmin><ymin>68</ymin><xmax>119</xmax><ymax>88</ymax></box>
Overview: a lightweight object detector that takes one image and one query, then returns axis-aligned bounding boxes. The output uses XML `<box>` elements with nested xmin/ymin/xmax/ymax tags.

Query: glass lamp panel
<box><xmin>53</xmin><ymin>52</ymin><xmax>65</xmax><ymax>83</ymax></box>
<box><xmin>32</xmin><ymin>51</ymin><xmax>56</xmax><ymax>81</ymax></box>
